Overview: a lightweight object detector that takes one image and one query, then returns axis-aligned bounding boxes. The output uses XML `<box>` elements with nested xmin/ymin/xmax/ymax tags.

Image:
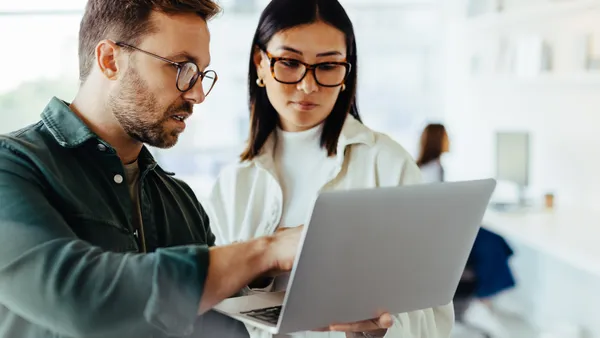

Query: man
<box><xmin>0</xmin><ymin>1</ymin><xmax>299</xmax><ymax>337</ymax></box>
<box><xmin>0</xmin><ymin>1</ymin><xmax>391</xmax><ymax>337</ymax></box>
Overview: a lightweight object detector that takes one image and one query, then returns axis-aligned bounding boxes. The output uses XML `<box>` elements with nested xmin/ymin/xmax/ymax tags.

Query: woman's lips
<box><xmin>292</xmin><ymin>101</ymin><xmax>319</xmax><ymax>111</ymax></box>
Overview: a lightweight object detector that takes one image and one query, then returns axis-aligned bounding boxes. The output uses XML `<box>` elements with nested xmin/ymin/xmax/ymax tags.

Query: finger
<box><xmin>276</xmin><ymin>225</ymin><xmax>302</xmax><ymax>233</ymax></box>
<box><xmin>311</xmin><ymin>326</ymin><xmax>330</xmax><ymax>332</ymax></box>
<box><xmin>329</xmin><ymin>313</ymin><xmax>394</xmax><ymax>332</ymax></box>
<box><xmin>328</xmin><ymin>319</ymin><xmax>380</xmax><ymax>332</ymax></box>
<box><xmin>377</xmin><ymin>313</ymin><xmax>394</xmax><ymax>328</ymax></box>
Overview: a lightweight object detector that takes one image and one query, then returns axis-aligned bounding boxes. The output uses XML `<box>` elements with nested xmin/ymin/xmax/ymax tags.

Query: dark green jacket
<box><xmin>0</xmin><ymin>98</ymin><xmax>248</xmax><ymax>337</ymax></box>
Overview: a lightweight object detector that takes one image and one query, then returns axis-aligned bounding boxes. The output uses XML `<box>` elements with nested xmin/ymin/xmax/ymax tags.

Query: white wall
<box><xmin>445</xmin><ymin>83</ymin><xmax>600</xmax><ymax>208</ymax></box>
<box><xmin>442</xmin><ymin>1</ymin><xmax>600</xmax><ymax>336</ymax></box>
<box><xmin>442</xmin><ymin>5</ymin><xmax>600</xmax><ymax>209</ymax></box>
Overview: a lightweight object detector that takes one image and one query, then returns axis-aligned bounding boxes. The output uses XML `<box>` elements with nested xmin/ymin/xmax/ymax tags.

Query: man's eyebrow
<box><xmin>167</xmin><ymin>51</ymin><xmax>199</xmax><ymax>64</ymax></box>
<box><xmin>276</xmin><ymin>46</ymin><xmax>343</xmax><ymax>57</ymax></box>
<box><xmin>167</xmin><ymin>52</ymin><xmax>210</xmax><ymax>69</ymax></box>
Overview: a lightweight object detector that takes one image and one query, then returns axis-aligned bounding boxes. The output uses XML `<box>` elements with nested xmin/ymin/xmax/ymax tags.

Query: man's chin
<box><xmin>149</xmin><ymin>138</ymin><xmax>178</xmax><ymax>149</ymax></box>
<box><xmin>140</xmin><ymin>134</ymin><xmax>179</xmax><ymax>149</ymax></box>
<box><xmin>129</xmin><ymin>127</ymin><xmax>181</xmax><ymax>149</ymax></box>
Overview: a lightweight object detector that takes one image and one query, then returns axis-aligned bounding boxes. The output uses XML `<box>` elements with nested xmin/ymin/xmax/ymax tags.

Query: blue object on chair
<box><xmin>470</xmin><ymin>227</ymin><xmax>516</xmax><ymax>298</ymax></box>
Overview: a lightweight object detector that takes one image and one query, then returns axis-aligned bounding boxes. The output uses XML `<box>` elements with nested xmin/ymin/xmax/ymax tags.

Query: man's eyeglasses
<box><xmin>263</xmin><ymin>50</ymin><xmax>351</xmax><ymax>87</ymax></box>
<box><xmin>116</xmin><ymin>42</ymin><xmax>218</xmax><ymax>96</ymax></box>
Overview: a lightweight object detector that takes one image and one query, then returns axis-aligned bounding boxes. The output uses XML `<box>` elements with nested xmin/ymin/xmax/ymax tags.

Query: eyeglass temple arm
<box><xmin>114</xmin><ymin>41</ymin><xmax>182</xmax><ymax>67</ymax></box>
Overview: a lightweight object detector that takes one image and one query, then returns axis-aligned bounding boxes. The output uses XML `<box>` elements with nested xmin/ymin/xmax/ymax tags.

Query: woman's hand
<box><xmin>314</xmin><ymin>313</ymin><xmax>393</xmax><ymax>337</ymax></box>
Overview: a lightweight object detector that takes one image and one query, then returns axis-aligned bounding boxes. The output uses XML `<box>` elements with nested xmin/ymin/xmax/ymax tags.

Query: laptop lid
<box><xmin>277</xmin><ymin>179</ymin><xmax>496</xmax><ymax>334</ymax></box>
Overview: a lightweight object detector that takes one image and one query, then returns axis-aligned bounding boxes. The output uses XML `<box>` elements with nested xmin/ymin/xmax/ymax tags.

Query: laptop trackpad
<box><xmin>215</xmin><ymin>291</ymin><xmax>285</xmax><ymax>314</ymax></box>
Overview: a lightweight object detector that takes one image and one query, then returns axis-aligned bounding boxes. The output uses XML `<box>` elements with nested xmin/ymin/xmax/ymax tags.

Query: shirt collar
<box><xmin>41</xmin><ymin>97</ymin><xmax>97</xmax><ymax>148</ymax></box>
<box><xmin>41</xmin><ymin>97</ymin><xmax>161</xmax><ymax>171</ymax></box>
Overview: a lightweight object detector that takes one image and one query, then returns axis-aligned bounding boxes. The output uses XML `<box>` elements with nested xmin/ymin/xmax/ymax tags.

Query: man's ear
<box><xmin>95</xmin><ymin>40</ymin><xmax>121</xmax><ymax>80</ymax></box>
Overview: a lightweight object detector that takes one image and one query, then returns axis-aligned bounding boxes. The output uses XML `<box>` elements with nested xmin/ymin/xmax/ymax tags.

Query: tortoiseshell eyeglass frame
<box><xmin>263</xmin><ymin>50</ymin><xmax>351</xmax><ymax>87</ymax></box>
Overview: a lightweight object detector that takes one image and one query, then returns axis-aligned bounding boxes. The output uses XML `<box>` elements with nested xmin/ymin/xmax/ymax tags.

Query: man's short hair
<box><xmin>78</xmin><ymin>0</ymin><xmax>221</xmax><ymax>82</ymax></box>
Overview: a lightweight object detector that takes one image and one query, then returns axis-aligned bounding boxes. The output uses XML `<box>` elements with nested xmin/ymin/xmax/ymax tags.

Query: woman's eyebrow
<box><xmin>276</xmin><ymin>46</ymin><xmax>343</xmax><ymax>57</ymax></box>
<box><xmin>316</xmin><ymin>51</ymin><xmax>343</xmax><ymax>57</ymax></box>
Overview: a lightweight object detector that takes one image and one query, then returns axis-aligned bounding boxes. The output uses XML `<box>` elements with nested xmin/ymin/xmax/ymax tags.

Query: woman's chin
<box><xmin>281</xmin><ymin>119</ymin><xmax>322</xmax><ymax>132</ymax></box>
<box><xmin>278</xmin><ymin>112</ymin><xmax>327</xmax><ymax>132</ymax></box>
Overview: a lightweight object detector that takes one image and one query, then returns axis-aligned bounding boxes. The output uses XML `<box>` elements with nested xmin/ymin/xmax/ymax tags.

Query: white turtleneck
<box><xmin>274</xmin><ymin>123</ymin><xmax>337</xmax><ymax>230</ymax></box>
<box><xmin>272</xmin><ymin>123</ymin><xmax>338</xmax><ymax>293</ymax></box>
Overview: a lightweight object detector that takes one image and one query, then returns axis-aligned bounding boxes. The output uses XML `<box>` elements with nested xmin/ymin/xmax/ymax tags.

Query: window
<box><xmin>0</xmin><ymin>0</ymin><xmax>444</xmax><ymax>199</ymax></box>
<box><xmin>0</xmin><ymin>12</ymin><xmax>81</xmax><ymax>134</ymax></box>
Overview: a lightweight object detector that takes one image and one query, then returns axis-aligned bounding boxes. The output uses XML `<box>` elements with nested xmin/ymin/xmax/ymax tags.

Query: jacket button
<box><xmin>113</xmin><ymin>174</ymin><xmax>124</xmax><ymax>184</ymax></box>
<box><xmin>97</xmin><ymin>143</ymin><xmax>107</xmax><ymax>152</ymax></box>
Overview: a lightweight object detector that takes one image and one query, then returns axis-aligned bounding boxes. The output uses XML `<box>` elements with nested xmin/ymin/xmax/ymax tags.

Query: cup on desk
<box><xmin>544</xmin><ymin>193</ymin><xmax>555</xmax><ymax>209</ymax></box>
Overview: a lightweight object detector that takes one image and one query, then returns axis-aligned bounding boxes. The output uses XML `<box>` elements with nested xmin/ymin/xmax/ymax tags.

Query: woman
<box><xmin>207</xmin><ymin>0</ymin><xmax>454</xmax><ymax>337</ymax></box>
<box><xmin>416</xmin><ymin>124</ymin><xmax>515</xmax><ymax>338</ymax></box>
<box><xmin>416</xmin><ymin>124</ymin><xmax>449</xmax><ymax>184</ymax></box>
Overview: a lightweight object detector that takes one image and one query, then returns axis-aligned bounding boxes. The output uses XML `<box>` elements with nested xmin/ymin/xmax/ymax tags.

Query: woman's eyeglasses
<box><xmin>263</xmin><ymin>50</ymin><xmax>351</xmax><ymax>87</ymax></box>
<box><xmin>116</xmin><ymin>42</ymin><xmax>218</xmax><ymax>96</ymax></box>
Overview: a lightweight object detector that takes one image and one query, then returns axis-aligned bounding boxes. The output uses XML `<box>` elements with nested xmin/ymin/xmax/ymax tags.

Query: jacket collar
<box><xmin>41</xmin><ymin>97</ymin><xmax>160</xmax><ymax>171</ymax></box>
<box><xmin>41</xmin><ymin>97</ymin><xmax>97</xmax><ymax>148</ymax></box>
<box><xmin>336</xmin><ymin>114</ymin><xmax>376</xmax><ymax>154</ymax></box>
<box><xmin>245</xmin><ymin>114</ymin><xmax>375</xmax><ymax>170</ymax></box>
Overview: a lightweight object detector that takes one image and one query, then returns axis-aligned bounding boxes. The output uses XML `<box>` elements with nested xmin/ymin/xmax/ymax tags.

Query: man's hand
<box><xmin>314</xmin><ymin>312</ymin><xmax>393</xmax><ymax>337</ymax></box>
<box><xmin>199</xmin><ymin>226</ymin><xmax>303</xmax><ymax>314</ymax></box>
<box><xmin>246</xmin><ymin>225</ymin><xmax>306</xmax><ymax>289</ymax></box>
<box><xmin>274</xmin><ymin>225</ymin><xmax>301</xmax><ymax>233</ymax></box>
<box><xmin>265</xmin><ymin>225</ymin><xmax>304</xmax><ymax>274</ymax></box>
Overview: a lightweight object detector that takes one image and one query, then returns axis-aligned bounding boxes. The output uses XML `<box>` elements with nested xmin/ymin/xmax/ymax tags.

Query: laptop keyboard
<box><xmin>240</xmin><ymin>306</ymin><xmax>282</xmax><ymax>325</ymax></box>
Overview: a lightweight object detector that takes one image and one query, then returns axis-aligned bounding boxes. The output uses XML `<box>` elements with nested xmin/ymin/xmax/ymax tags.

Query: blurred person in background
<box><xmin>417</xmin><ymin>123</ymin><xmax>516</xmax><ymax>338</ymax></box>
<box><xmin>207</xmin><ymin>1</ymin><xmax>455</xmax><ymax>338</ymax></box>
<box><xmin>416</xmin><ymin>124</ymin><xmax>449</xmax><ymax>183</ymax></box>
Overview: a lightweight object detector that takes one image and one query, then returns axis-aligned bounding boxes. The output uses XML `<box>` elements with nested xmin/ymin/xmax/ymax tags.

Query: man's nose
<box><xmin>182</xmin><ymin>81</ymin><xmax>206</xmax><ymax>105</ymax></box>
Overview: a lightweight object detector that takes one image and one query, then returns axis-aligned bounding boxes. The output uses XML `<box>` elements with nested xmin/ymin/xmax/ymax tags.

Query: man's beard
<box><xmin>108</xmin><ymin>67</ymin><xmax>193</xmax><ymax>148</ymax></box>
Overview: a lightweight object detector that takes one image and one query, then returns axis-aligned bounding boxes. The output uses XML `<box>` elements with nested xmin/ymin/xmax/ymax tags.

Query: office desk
<box><xmin>483</xmin><ymin>207</ymin><xmax>600</xmax><ymax>277</ymax></box>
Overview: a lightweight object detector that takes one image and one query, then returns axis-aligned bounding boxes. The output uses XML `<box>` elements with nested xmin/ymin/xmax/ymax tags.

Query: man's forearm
<box><xmin>198</xmin><ymin>237</ymin><xmax>273</xmax><ymax>314</ymax></box>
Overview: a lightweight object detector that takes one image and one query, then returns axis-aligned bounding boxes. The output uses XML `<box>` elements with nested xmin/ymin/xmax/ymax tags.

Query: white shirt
<box><xmin>273</xmin><ymin>124</ymin><xmax>338</xmax><ymax>293</ymax></box>
<box><xmin>419</xmin><ymin>160</ymin><xmax>444</xmax><ymax>184</ymax></box>
<box><xmin>207</xmin><ymin>115</ymin><xmax>454</xmax><ymax>338</ymax></box>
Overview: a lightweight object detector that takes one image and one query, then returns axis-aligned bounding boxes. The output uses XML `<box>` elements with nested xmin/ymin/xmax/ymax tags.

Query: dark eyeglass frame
<box><xmin>263</xmin><ymin>50</ymin><xmax>351</xmax><ymax>87</ymax></box>
<box><xmin>115</xmin><ymin>42</ymin><xmax>218</xmax><ymax>95</ymax></box>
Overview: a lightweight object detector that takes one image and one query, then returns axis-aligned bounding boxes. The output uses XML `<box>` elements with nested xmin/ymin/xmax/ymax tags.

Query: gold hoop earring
<box><xmin>256</xmin><ymin>78</ymin><xmax>265</xmax><ymax>87</ymax></box>
<box><xmin>341</xmin><ymin>84</ymin><xmax>346</xmax><ymax>91</ymax></box>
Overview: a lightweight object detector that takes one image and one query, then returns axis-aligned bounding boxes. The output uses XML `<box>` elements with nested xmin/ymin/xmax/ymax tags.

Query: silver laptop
<box><xmin>214</xmin><ymin>178</ymin><xmax>496</xmax><ymax>335</ymax></box>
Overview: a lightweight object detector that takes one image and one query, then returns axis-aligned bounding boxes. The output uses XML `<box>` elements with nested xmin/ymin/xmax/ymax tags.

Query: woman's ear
<box><xmin>253</xmin><ymin>47</ymin><xmax>266</xmax><ymax>77</ymax></box>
